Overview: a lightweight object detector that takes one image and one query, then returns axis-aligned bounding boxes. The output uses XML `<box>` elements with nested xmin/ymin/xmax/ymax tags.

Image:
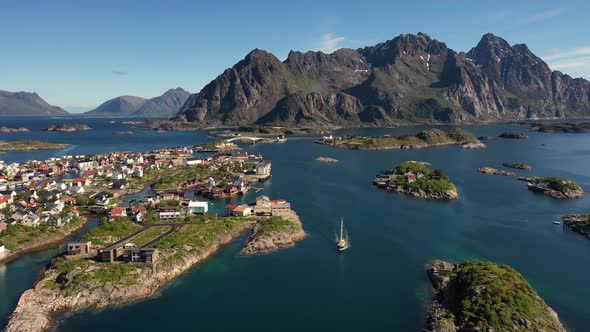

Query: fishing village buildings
<box><xmin>0</xmin><ymin>142</ymin><xmax>274</xmax><ymax>258</ymax></box>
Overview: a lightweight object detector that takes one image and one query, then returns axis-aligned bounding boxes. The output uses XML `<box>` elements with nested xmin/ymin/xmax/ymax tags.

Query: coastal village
<box><xmin>0</xmin><ymin>140</ymin><xmax>288</xmax><ymax>262</ymax></box>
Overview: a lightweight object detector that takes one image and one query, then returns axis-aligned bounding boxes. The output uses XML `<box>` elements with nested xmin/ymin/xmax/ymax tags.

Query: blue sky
<box><xmin>0</xmin><ymin>0</ymin><xmax>589</xmax><ymax>112</ymax></box>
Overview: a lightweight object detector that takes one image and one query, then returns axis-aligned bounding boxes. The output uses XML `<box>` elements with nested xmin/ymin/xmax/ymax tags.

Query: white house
<box><xmin>187</xmin><ymin>200</ymin><xmax>208</xmax><ymax>214</ymax></box>
<box><xmin>255</xmin><ymin>161</ymin><xmax>272</xmax><ymax>176</ymax></box>
<box><xmin>0</xmin><ymin>245</ymin><xmax>5</xmax><ymax>255</ymax></box>
<box><xmin>159</xmin><ymin>207</ymin><xmax>180</xmax><ymax>220</ymax></box>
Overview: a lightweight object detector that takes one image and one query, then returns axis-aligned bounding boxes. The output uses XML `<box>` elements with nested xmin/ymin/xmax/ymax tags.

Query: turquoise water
<box><xmin>1</xmin><ymin>118</ymin><xmax>589</xmax><ymax>331</ymax></box>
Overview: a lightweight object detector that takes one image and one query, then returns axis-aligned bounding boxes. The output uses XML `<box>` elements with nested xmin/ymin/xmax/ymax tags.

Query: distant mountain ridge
<box><xmin>174</xmin><ymin>33</ymin><xmax>590</xmax><ymax>128</ymax></box>
<box><xmin>85</xmin><ymin>88</ymin><xmax>190</xmax><ymax>117</ymax></box>
<box><xmin>0</xmin><ymin>90</ymin><xmax>69</xmax><ymax>117</ymax></box>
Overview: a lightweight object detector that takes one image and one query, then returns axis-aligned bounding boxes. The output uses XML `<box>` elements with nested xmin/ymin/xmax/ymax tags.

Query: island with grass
<box><xmin>316</xmin><ymin>128</ymin><xmax>481</xmax><ymax>150</ymax></box>
<box><xmin>561</xmin><ymin>215</ymin><xmax>590</xmax><ymax>240</ymax></box>
<box><xmin>524</xmin><ymin>122</ymin><xmax>590</xmax><ymax>133</ymax></box>
<box><xmin>519</xmin><ymin>176</ymin><xmax>584</xmax><ymax>199</ymax></box>
<box><xmin>503</xmin><ymin>162</ymin><xmax>533</xmax><ymax>170</ymax></box>
<box><xmin>426</xmin><ymin>260</ymin><xmax>566</xmax><ymax>332</ymax></box>
<box><xmin>499</xmin><ymin>131</ymin><xmax>528</xmax><ymax>139</ymax></box>
<box><xmin>0</xmin><ymin>140</ymin><xmax>69</xmax><ymax>154</ymax></box>
<box><xmin>374</xmin><ymin>161</ymin><xmax>458</xmax><ymax>200</ymax></box>
<box><xmin>5</xmin><ymin>201</ymin><xmax>304</xmax><ymax>332</ymax></box>
<box><xmin>43</xmin><ymin>123</ymin><xmax>92</xmax><ymax>132</ymax></box>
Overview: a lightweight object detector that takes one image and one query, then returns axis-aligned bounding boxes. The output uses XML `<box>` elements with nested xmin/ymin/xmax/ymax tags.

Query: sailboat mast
<box><xmin>340</xmin><ymin>217</ymin><xmax>344</xmax><ymax>240</ymax></box>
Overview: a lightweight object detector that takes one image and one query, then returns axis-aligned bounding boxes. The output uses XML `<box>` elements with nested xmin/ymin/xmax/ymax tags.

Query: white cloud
<box><xmin>519</xmin><ymin>8</ymin><xmax>566</xmax><ymax>24</ymax></box>
<box><xmin>112</xmin><ymin>70</ymin><xmax>128</xmax><ymax>76</ymax></box>
<box><xmin>550</xmin><ymin>60</ymin><xmax>588</xmax><ymax>70</ymax></box>
<box><xmin>542</xmin><ymin>47</ymin><xmax>590</xmax><ymax>61</ymax></box>
<box><xmin>316</xmin><ymin>33</ymin><xmax>345</xmax><ymax>53</ymax></box>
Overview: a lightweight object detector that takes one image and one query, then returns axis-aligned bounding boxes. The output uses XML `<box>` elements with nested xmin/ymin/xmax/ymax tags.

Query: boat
<box><xmin>337</xmin><ymin>217</ymin><xmax>349</xmax><ymax>251</ymax></box>
<box><xmin>553</xmin><ymin>220</ymin><xmax>562</xmax><ymax>225</ymax></box>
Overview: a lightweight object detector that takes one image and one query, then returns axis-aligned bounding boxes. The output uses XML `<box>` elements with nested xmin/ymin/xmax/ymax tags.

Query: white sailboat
<box><xmin>337</xmin><ymin>217</ymin><xmax>349</xmax><ymax>251</ymax></box>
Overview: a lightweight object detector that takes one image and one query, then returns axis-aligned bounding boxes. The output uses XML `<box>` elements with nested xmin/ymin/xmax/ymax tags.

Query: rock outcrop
<box><xmin>477</xmin><ymin>167</ymin><xmax>516</xmax><ymax>176</ymax></box>
<box><xmin>0</xmin><ymin>126</ymin><xmax>30</xmax><ymax>132</ymax></box>
<box><xmin>561</xmin><ymin>214</ymin><xmax>590</xmax><ymax>239</ymax></box>
<box><xmin>503</xmin><ymin>162</ymin><xmax>533</xmax><ymax>170</ymax></box>
<box><xmin>525</xmin><ymin>122</ymin><xmax>590</xmax><ymax>133</ymax></box>
<box><xmin>426</xmin><ymin>260</ymin><xmax>567</xmax><ymax>332</ymax></box>
<box><xmin>241</xmin><ymin>212</ymin><xmax>305</xmax><ymax>255</ymax></box>
<box><xmin>175</xmin><ymin>33</ymin><xmax>590</xmax><ymax>128</ymax></box>
<box><xmin>519</xmin><ymin>176</ymin><xmax>584</xmax><ymax>199</ymax></box>
<box><xmin>499</xmin><ymin>131</ymin><xmax>529</xmax><ymax>139</ymax></box>
<box><xmin>43</xmin><ymin>123</ymin><xmax>92</xmax><ymax>132</ymax></box>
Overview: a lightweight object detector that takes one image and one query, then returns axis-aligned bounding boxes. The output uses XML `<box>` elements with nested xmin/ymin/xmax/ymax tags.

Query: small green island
<box><xmin>519</xmin><ymin>176</ymin><xmax>584</xmax><ymax>199</ymax></box>
<box><xmin>427</xmin><ymin>260</ymin><xmax>566</xmax><ymax>332</ymax></box>
<box><xmin>374</xmin><ymin>161</ymin><xmax>458</xmax><ymax>200</ymax></box>
<box><xmin>503</xmin><ymin>162</ymin><xmax>533</xmax><ymax>170</ymax></box>
<box><xmin>316</xmin><ymin>128</ymin><xmax>482</xmax><ymax>150</ymax></box>
<box><xmin>0</xmin><ymin>140</ymin><xmax>70</xmax><ymax>154</ymax></box>
<box><xmin>499</xmin><ymin>131</ymin><xmax>529</xmax><ymax>139</ymax></box>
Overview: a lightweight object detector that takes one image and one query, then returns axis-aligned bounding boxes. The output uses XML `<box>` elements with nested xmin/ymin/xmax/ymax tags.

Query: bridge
<box><xmin>225</xmin><ymin>136</ymin><xmax>266</xmax><ymax>143</ymax></box>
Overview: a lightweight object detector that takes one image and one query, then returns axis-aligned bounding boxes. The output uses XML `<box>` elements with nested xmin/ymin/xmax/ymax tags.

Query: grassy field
<box><xmin>82</xmin><ymin>217</ymin><xmax>142</xmax><ymax>246</ymax></box>
<box><xmin>254</xmin><ymin>216</ymin><xmax>298</xmax><ymax>238</ymax></box>
<box><xmin>129</xmin><ymin>226</ymin><xmax>171</xmax><ymax>247</ymax></box>
<box><xmin>330</xmin><ymin>128</ymin><xmax>476</xmax><ymax>150</ymax></box>
<box><xmin>0</xmin><ymin>217</ymin><xmax>84</xmax><ymax>251</ymax></box>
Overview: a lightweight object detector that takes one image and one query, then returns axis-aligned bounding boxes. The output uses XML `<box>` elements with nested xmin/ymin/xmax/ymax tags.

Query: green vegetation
<box><xmin>129</xmin><ymin>226</ymin><xmax>171</xmax><ymax>247</ymax></box>
<box><xmin>449</xmin><ymin>260</ymin><xmax>563</xmax><ymax>331</ymax></box>
<box><xmin>544</xmin><ymin>177</ymin><xmax>580</xmax><ymax>192</ymax></box>
<box><xmin>44</xmin><ymin>257</ymin><xmax>140</xmax><ymax>295</ymax></box>
<box><xmin>329</xmin><ymin>128</ymin><xmax>477</xmax><ymax>150</ymax></box>
<box><xmin>502</xmin><ymin>162</ymin><xmax>533</xmax><ymax>170</ymax></box>
<box><xmin>82</xmin><ymin>217</ymin><xmax>142</xmax><ymax>246</ymax></box>
<box><xmin>155</xmin><ymin>217</ymin><xmax>245</xmax><ymax>250</ymax></box>
<box><xmin>254</xmin><ymin>216</ymin><xmax>298</xmax><ymax>238</ymax></box>
<box><xmin>74</xmin><ymin>194</ymin><xmax>95</xmax><ymax>206</ymax></box>
<box><xmin>0</xmin><ymin>217</ymin><xmax>84</xmax><ymax>251</ymax></box>
<box><xmin>393</xmin><ymin>162</ymin><xmax>455</xmax><ymax>192</ymax></box>
<box><xmin>155</xmin><ymin>217</ymin><xmax>246</xmax><ymax>269</ymax></box>
<box><xmin>0</xmin><ymin>140</ymin><xmax>69</xmax><ymax>151</ymax></box>
<box><xmin>152</xmin><ymin>166</ymin><xmax>227</xmax><ymax>190</ymax></box>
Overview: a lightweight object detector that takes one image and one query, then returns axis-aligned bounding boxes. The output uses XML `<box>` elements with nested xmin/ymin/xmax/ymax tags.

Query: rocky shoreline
<box><xmin>315</xmin><ymin>157</ymin><xmax>339</xmax><ymax>163</ymax></box>
<box><xmin>518</xmin><ymin>176</ymin><xmax>584</xmax><ymax>199</ymax></box>
<box><xmin>426</xmin><ymin>260</ymin><xmax>567</xmax><ymax>332</ymax></box>
<box><xmin>43</xmin><ymin>123</ymin><xmax>92</xmax><ymax>132</ymax></box>
<box><xmin>524</xmin><ymin>122</ymin><xmax>590</xmax><ymax>133</ymax></box>
<box><xmin>499</xmin><ymin>131</ymin><xmax>529</xmax><ymax>139</ymax></box>
<box><xmin>0</xmin><ymin>126</ymin><xmax>29</xmax><ymax>133</ymax></box>
<box><xmin>0</xmin><ymin>140</ymin><xmax>70</xmax><ymax>152</ymax></box>
<box><xmin>5</xmin><ymin>215</ymin><xmax>305</xmax><ymax>332</ymax></box>
<box><xmin>241</xmin><ymin>212</ymin><xmax>306</xmax><ymax>255</ymax></box>
<box><xmin>561</xmin><ymin>214</ymin><xmax>590</xmax><ymax>240</ymax></box>
<box><xmin>477</xmin><ymin>167</ymin><xmax>516</xmax><ymax>176</ymax></box>
<box><xmin>503</xmin><ymin>162</ymin><xmax>533</xmax><ymax>170</ymax></box>
<box><xmin>388</xmin><ymin>185</ymin><xmax>459</xmax><ymax>200</ymax></box>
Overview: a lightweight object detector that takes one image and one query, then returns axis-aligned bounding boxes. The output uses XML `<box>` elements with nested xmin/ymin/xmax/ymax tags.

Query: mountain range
<box><xmin>174</xmin><ymin>33</ymin><xmax>590</xmax><ymax>127</ymax></box>
<box><xmin>0</xmin><ymin>90</ymin><xmax>69</xmax><ymax>117</ymax></box>
<box><xmin>84</xmin><ymin>87</ymin><xmax>191</xmax><ymax>117</ymax></box>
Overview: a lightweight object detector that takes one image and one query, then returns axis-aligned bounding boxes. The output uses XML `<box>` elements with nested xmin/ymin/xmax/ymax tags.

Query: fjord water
<box><xmin>1</xmin><ymin>118</ymin><xmax>589</xmax><ymax>331</ymax></box>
